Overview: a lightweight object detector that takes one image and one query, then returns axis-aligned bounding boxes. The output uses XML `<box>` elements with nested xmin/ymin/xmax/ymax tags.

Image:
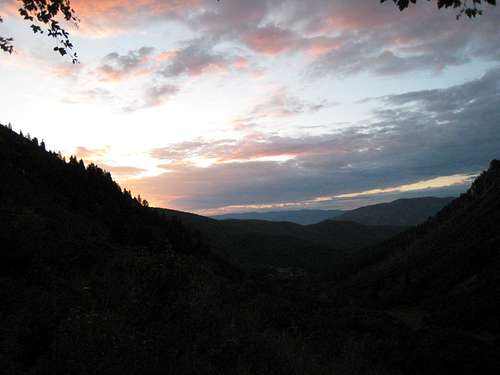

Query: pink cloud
<box><xmin>249</xmin><ymin>88</ymin><xmax>334</xmax><ymax>119</ymax></box>
<box><xmin>96</xmin><ymin>46</ymin><xmax>156</xmax><ymax>81</ymax></box>
<box><xmin>69</xmin><ymin>0</ymin><xmax>205</xmax><ymax>37</ymax></box>
<box><xmin>233</xmin><ymin>57</ymin><xmax>249</xmax><ymax>69</ymax></box>
<box><xmin>243</xmin><ymin>26</ymin><xmax>296</xmax><ymax>55</ymax></box>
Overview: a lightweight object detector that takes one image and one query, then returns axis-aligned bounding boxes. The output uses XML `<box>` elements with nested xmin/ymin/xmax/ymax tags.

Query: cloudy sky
<box><xmin>1</xmin><ymin>0</ymin><xmax>499</xmax><ymax>214</ymax></box>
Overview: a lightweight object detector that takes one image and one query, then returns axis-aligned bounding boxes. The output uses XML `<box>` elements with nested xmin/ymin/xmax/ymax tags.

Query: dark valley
<box><xmin>1</xmin><ymin>123</ymin><xmax>499</xmax><ymax>374</ymax></box>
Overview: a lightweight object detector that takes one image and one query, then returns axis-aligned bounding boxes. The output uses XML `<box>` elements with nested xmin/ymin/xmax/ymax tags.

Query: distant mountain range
<box><xmin>333</xmin><ymin>196</ymin><xmax>455</xmax><ymax>226</ymax></box>
<box><xmin>212</xmin><ymin>209</ymin><xmax>343</xmax><ymax>225</ymax></box>
<box><xmin>212</xmin><ymin>196</ymin><xmax>454</xmax><ymax>226</ymax></box>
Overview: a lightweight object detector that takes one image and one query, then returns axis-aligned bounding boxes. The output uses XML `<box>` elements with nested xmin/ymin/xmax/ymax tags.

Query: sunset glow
<box><xmin>1</xmin><ymin>0</ymin><xmax>499</xmax><ymax>214</ymax></box>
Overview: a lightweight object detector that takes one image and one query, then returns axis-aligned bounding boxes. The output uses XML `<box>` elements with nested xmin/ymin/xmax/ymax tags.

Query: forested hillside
<box><xmin>333</xmin><ymin>197</ymin><xmax>454</xmax><ymax>226</ymax></box>
<box><xmin>339</xmin><ymin>160</ymin><xmax>500</xmax><ymax>331</ymax></box>
<box><xmin>1</xmin><ymin>123</ymin><xmax>498</xmax><ymax>374</ymax></box>
<box><xmin>212</xmin><ymin>209</ymin><xmax>344</xmax><ymax>224</ymax></box>
<box><xmin>160</xmin><ymin>208</ymin><xmax>405</xmax><ymax>272</ymax></box>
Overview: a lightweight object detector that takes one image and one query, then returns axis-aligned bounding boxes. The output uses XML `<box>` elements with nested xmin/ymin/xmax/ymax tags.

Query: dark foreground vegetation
<box><xmin>1</xmin><ymin>123</ymin><xmax>499</xmax><ymax>374</ymax></box>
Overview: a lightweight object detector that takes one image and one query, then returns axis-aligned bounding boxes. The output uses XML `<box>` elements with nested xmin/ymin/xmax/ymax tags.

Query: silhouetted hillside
<box><xmin>340</xmin><ymin>160</ymin><xmax>500</xmax><ymax>335</ymax></box>
<box><xmin>1</xmin><ymin>123</ymin><xmax>498</xmax><ymax>375</ymax></box>
<box><xmin>212</xmin><ymin>209</ymin><xmax>343</xmax><ymax>224</ymax></box>
<box><xmin>160</xmin><ymin>208</ymin><xmax>405</xmax><ymax>272</ymax></box>
<box><xmin>0</xmin><ymin>125</ymin><xmax>207</xmax><ymax>260</ymax></box>
<box><xmin>334</xmin><ymin>197</ymin><xmax>454</xmax><ymax>226</ymax></box>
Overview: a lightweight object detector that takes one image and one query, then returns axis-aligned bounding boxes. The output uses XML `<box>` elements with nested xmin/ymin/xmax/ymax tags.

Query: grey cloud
<box><xmin>128</xmin><ymin>66</ymin><xmax>500</xmax><ymax>211</ymax></box>
<box><xmin>308</xmin><ymin>3</ymin><xmax>500</xmax><ymax>77</ymax></box>
<box><xmin>144</xmin><ymin>84</ymin><xmax>180</xmax><ymax>106</ymax></box>
<box><xmin>157</xmin><ymin>38</ymin><xmax>244</xmax><ymax>78</ymax></box>
<box><xmin>124</xmin><ymin>84</ymin><xmax>180</xmax><ymax>112</ymax></box>
<box><xmin>250</xmin><ymin>89</ymin><xmax>332</xmax><ymax>119</ymax></box>
<box><xmin>97</xmin><ymin>47</ymin><xmax>155</xmax><ymax>81</ymax></box>
<box><xmin>70</xmin><ymin>1</ymin><xmax>500</xmax><ymax>78</ymax></box>
<box><xmin>186</xmin><ymin>0</ymin><xmax>500</xmax><ymax>76</ymax></box>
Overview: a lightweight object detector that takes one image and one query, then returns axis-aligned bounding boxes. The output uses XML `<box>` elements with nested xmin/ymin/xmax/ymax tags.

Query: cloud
<box><xmin>227</xmin><ymin>89</ymin><xmax>337</xmax><ymax>132</ymax></box>
<box><xmin>62</xmin><ymin>87</ymin><xmax>114</xmax><ymax>104</ymax></box>
<box><xmin>250</xmin><ymin>88</ymin><xmax>335</xmax><ymax>119</ymax></box>
<box><xmin>195</xmin><ymin>0</ymin><xmax>500</xmax><ymax>76</ymax></box>
<box><xmin>126</xmin><ymin>67</ymin><xmax>500</xmax><ymax>212</ymax></box>
<box><xmin>67</xmin><ymin>0</ymin><xmax>205</xmax><ymax>37</ymax></box>
<box><xmin>150</xmin><ymin>133</ymin><xmax>331</xmax><ymax>163</ymax></box>
<box><xmin>241</xmin><ymin>25</ymin><xmax>342</xmax><ymax>57</ymax></box>
<box><xmin>99</xmin><ymin>164</ymin><xmax>146</xmax><ymax>178</ymax></box>
<box><xmin>143</xmin><ymin>84</ymin><xmax>180</xmax><ymax>106</ymax></box>
<box><xmin>187</xmin><ymin>173</ymin><xmax>475</xmax><ymax>214</ymax></box>
<box><xmin>158</xmin><ymin>39</ymin><xmax>229</xmax><ymax>77</ymax></box>
<box><xmin>73</xmin><ymin>146</ymin><xmax>145</xmax><ymax>178</ymax></box>
<box><xmin>306</xmin><ymin>1</ymin><xmax>500</xmax><ymax>77</ymax></box>
<box><xmin>48</xmin><ymin>63</ymin><xmax>84</xmax><ymax>79</ymax></box>
<box><xmin>124</xmin><ymin>84</ymin><xmax>180</xmax><ymax>111</ymax></box>
<box><xmin>74</xmin><ymin>146</ymin><xmax>109</xmax><ymax>160</ymax></box>
<box><xmin>92</xmin><ymin>39</ymin><xmax>250</xmax><ymax>112</ymax></box>
<box><xmin>242</xmin><ymin>25</ymin><xmax>297</xmax><ymax>55</ymax></box>
<box><xmin>97</xmin><ymin>46</ymin><xmax>156</xmax><ymax>81</ymax></box>
<box><xmin>4</xmin><ymin>0</ymin><xmax>500</xmax><ymax>77</ymax></box>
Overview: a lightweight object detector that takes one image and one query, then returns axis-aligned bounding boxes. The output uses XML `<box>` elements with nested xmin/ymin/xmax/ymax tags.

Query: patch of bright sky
<box><xmin>0</xmin><ymin>6</ymin><xmax>496</xmax><ymax>206</ymax></box>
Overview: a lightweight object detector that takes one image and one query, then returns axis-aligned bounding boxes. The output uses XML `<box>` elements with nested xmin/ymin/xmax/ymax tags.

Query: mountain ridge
<box><xmin>334</xmin><ymin>196</ymin><xmax>455</xmax><ymax>226</ymax></box>
<box><xmin>212</xmin><ymin>209</ymin><xmax>343</xmax><ymax>225</ymax></box>
<box><xmin>211</xmin><ymin>196</ymin><xmax>454</xmax><ymax>226</ymax></box>
<box><xmin>159</xmin><ymin>207</ymin><xmax>406</xmax><ymax>272</ymax></box>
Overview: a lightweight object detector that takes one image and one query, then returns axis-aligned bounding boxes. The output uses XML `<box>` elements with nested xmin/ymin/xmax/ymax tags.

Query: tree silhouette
<box><xmin>0</xmin><ymin>0</ymin><xmax>79</xmax><ymax>63</ymax></box>
<box><xmin>382</xmin><ymin>0</ymin><xmax>496</xmax><ymax>18</ymax></box>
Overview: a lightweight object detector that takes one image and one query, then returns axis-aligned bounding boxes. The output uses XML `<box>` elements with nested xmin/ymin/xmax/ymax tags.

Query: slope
<box><xmin>341</xmin><ymin>160</ymin><xmax>500</xmax><ymax>335</ymax></box>
<box><xmin>212</xmin><ymin>209</ymin><xmax>343</xmax><ymax>225</ymax></box>
<box><xmin>334</xmin><ymin>196</ymin><xmax>454</xmax><ymax>226</ymax></box>
<box><xmin>159</xmin><ymin>208</ymin><xmax>405</xmax><ymax>272</ymax></box>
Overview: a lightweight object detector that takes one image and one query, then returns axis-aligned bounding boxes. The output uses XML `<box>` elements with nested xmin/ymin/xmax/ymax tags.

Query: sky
<box><xmin>0</xmin><ymin>0</ymin><xmax>499</xmax><ymax>215</ymax></box>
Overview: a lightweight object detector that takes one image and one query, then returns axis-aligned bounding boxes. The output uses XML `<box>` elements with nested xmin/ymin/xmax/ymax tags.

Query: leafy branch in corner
<box><xmin>0</xmin><ymin>16</ymin><xmax>14</xmax><ymax>54</ymax></box>
<box><xmin>381</xmin><ymin>0</ymin><xmax>496</xmax><ymax>19</ymax></box>
<box><xmin>1</xmin><ymin>0</ymin><xmax>79</xmax><ymax>63</ymax></box>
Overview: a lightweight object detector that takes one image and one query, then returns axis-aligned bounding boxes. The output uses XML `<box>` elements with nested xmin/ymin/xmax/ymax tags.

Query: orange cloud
<box><xmin>98</xmin><ymin>65</ymin><xmax>152</xmax><ymax>82</ymax></box>
<box><xmin>157</xmin><ymin>50</ymin><xmax>179</xmax><ymax>61</ymax></box>
<box><xmin>48</xmin><ymin>64</ymin><xmax>83</xmax><ymax>78</ymax></box>
<box><xmin>233</xmin><ymin>57</ymin><xmax>249</xmax><ymax>69</ymax></box>
<box><xmin>304</xmin><ymin>38</ymin><xmax>342</xmax><ymax>57</ymax></box>
<box><xmin>75</xmin><ymin>146</ymin><xmax>110</xmax><ymax>160</ymax></box>
<box><xmin>69</xmin><ymin>0</ymin><xmax>204</xmax><ymax>37</ymax></box>
<box><xmin>332</xmin><ymin>174</ymin><xmax>477</xmax><ymax>199</ymax></box>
